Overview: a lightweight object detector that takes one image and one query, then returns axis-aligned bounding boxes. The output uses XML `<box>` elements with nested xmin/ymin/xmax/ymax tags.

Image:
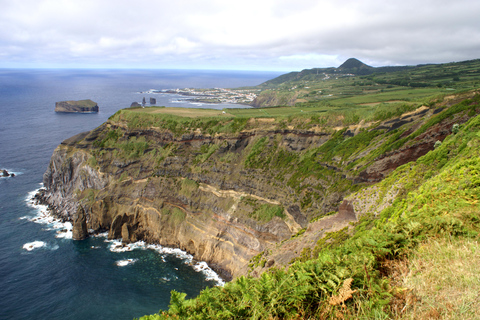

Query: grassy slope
<box><xmin>135</xmin><ymin>96</ymin><xmax>480</xmax><ymax>319</ymax></box>
<box><xmin>252</xmin><ymin>59</ymin><xmax>480</xmax><ymax>109</ymax></box>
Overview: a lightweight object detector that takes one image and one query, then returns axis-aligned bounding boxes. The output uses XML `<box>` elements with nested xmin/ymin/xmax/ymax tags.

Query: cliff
<box><xmin>39</xmin><ymin>91</ymin><xmax>480</xmax><ymax>280</ymax></box>
<box><xmin>55</xmin><ymin>99</ymin><xmax>99</xmax><ymax>113</ymax></box>
<box><xmin>141</xmin><ymin>108</ymin><xmax>480</xmax><ymax>319</ymax></box>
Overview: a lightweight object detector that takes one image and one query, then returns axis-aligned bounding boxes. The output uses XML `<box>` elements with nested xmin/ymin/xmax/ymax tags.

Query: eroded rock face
<box><xmin>42</xmin><ymin>147</ymin><xmax>108</xmax><ymax>220</ymax></box>
<box><xmin>356</xmin><ymin>111</ymin><xmax>468</xmax><ymax>183</ymax></box>
<box><xmin>39</xmin><ymin>127</ymin><xmax>337</xmax><ymax>279</ymax></box>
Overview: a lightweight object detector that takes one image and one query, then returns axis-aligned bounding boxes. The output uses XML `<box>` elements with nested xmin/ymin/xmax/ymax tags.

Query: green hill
<box><xmin>252</xmin><ymin>58</ymin><xmax>480</xmax><ymax>108</ymax></box>
<box><xmin>337</xmin><ymin>57</ymin><xmax>374</xmax><ymax>74</ymax></box>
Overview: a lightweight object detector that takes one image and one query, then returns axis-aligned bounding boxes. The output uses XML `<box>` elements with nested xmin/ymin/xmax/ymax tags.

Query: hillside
<box><xmin>134</xmin><ymin>91</ymin><xmax>479</xmax><ymax>319</ymax></box>
<box><xmin>36</xmin><ymin>86</ymin><xmax>480</xmax><ymax>318</ymax></box>
<box><xmin>251</xmin><ymin>58</ymin><xmax>480</xmax><ymax>108</ymax></box>
<box><xmin>140</xmin><ymin>108</ymin><xmax>480</xmax><ymax>319</ymax></box>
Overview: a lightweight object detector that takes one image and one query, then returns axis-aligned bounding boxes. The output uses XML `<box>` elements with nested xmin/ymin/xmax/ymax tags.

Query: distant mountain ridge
<box><xmin>260</xmin><ymin>57</ymin><xmax>415</xmax><ymax>86</ymax></box>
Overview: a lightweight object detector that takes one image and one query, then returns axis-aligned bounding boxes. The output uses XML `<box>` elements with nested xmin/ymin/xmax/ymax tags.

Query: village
<box><xmin>163</xmin><ymin>87</ymin><xmax>259</xmax><ymax>105</ymax></box>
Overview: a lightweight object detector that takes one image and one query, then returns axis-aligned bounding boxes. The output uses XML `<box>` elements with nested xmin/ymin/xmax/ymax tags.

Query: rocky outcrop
<box><xmin>249</xmin><ymin>200</ymin><xmax>358</xmax><ymax>277</ymax></box>
<box><xmin>42</xmin><ymin>146</ymin><xmax>108</xmax><ymax>220</ymax></box>
<box><xmin>1</xmin><ymin>169</ymin><xmax>14</xmax><ymax>177</ymax></box>
<box><xmin>357</xmin><ymin>107</ymin><xmax>471</xmax><ymax>183</ymax></box>
<box><xmin>150</xmin><ymin>97</ymin><xmax>156</xmax><ymax>105</ymax></box>
<box><xmin>72</xmin><ymin>206</ymin><xmax>88</xmax><ymax>240</ymax></box>
<box><xmin>55</xmin><ymin>100</ymin><xmax>99</xmax><ymax>113</ymax></box>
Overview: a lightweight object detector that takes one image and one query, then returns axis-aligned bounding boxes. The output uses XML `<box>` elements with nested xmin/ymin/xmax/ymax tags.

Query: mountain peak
<box><xmin>338</xmin><ymin>58</ymin><xmax>372</xmax><ymax>70</ymax></box>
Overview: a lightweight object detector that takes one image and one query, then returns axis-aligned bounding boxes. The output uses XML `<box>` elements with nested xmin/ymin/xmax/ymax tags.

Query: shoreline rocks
<box><xmin>2</xmin><ymin>169</ymin><xmax>14</xmax><ymax>177</ymax></box>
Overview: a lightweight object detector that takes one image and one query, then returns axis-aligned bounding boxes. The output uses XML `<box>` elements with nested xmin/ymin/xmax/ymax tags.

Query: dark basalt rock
<box><xmin>130</xmin><ymin>102</ymin><xmax>141</xmax><ymax>108</ymax></box>
<box><xmin>1</xmin><ymin>169</ymin><xmax>14</xmax><ymax>177</ymax></box>
<box><xmin>150</xmin><ymin>97</ymin><xmax>156</xmax><ymax>105</ymax></box>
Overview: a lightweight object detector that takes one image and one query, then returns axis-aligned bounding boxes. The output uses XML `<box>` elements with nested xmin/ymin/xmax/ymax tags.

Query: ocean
<box><xmin>0</xmin><ymin>68</ymin><xmax>281</xmax><ymax>320</ymax></box>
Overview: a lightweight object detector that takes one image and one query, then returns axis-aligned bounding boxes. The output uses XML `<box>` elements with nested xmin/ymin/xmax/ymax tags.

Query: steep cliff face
<box><xmin>42</xmin><ymin>145</ymin><xmax>108</xmax><ymax>219</ymax></box>
<box><xmin>40</xmin><ymin>124</ymin><xmax>336</xmax><ymax>279</ymax></box>
<box><xmin>39</xmin><ymin>92</ymin><xmax>480</xmax><ymax>279</ymax></box>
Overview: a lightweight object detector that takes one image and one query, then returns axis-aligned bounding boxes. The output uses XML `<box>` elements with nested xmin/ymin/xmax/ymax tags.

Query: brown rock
<box><xmin>121</xmin><ymin>223</ymin><xmax>130</xmax><ymax>243</ymax></box>
<box><xmin>337</xmin><ymin>200</ymin><xmax>356</xmax><ymax>220</ymax></box>
<box><xmin>72</xmin><ymin>206</ymin><xmax>88</xmax><ymax>240</ymax></box>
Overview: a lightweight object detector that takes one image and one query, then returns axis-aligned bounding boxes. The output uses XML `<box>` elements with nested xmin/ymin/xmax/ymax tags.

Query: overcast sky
<box><xmin>1</xmin><ymin>0</ymin><xmax>480</xmax><ymax>71</ymax></box>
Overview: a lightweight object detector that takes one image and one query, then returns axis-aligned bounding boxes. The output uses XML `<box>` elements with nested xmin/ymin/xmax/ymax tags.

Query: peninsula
<box><xmin>55</xmin><ymin>99</ymin><xmax>99</xmax><ymax>113</ymax></box>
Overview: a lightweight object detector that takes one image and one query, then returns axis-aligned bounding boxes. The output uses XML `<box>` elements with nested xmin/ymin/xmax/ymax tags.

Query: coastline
<box><xmin>148</xmin><ymin>87</ymin><xmax>257</xmax><ymax>105</ymax></box>
<box><xmin>29</xmin><ymin>187</ymin><xmax>226</xmax><ymax>286</ymax></box>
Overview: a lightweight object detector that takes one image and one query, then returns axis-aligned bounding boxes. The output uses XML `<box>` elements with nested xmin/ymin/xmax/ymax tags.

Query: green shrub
<box><xmin>249</xmin><ymin>204</ymin><xmax>285</xmax><ymax>222</ymax></box>
<box><xmin>179</xmin><ymin>178</ymin><xmax>199</xmax><ymax>197</ymax></box>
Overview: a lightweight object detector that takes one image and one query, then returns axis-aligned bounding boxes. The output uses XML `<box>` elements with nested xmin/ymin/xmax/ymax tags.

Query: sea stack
<box><xmin>150</xmin><ymin>97</ymin><xmax>156</xmax><ymax>105</ymax></box>
<box><xmin>2</xmin><ymin>169</ymin><xmax>14</xmax><ymax>177</ymax></box>
<box><xmin>55</xmin><ymin>99</ymin><xmax>99</xmax><ymax>113</ymax></box>
<box><xmin>72</xmin><ymin>206</ymin><xmax>88</xmax><ymax>240</ymax></box>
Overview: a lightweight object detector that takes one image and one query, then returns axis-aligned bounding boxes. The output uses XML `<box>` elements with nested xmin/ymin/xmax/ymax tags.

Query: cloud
<box><xmin>1</xmin><ymin>0</ymin><xmax>479</xmax><ymax>70</ymax></box>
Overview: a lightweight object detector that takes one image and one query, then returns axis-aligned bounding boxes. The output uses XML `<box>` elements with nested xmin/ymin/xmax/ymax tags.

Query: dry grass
<box><xmin>392</xmin><ymin>236</ymin><xmax>480</xmax><ymax>320</ymax></box>
<box><xmin>329</xmin><ymin>278</ymin><xmax>357</xmax><ymax>306</ymax></box>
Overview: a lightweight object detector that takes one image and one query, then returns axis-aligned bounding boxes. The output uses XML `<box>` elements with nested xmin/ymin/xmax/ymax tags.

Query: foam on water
<box><xmin>25</xmin><ymin>187</ymin><xmax>225</xmax><ymax>286</ymax></box>
<box><xmin>24</xmin><ymin>187</ymin><xmax>73</xmax><ymax>239</ymax></box>
<box><xmin>92</xmin><ymin>231</ymin><xmax>109</xmax><ymax>238</ymax></box>
<box><xmin>105</xmin><ymin>238</ymin><xmax>225</xmax><ymax>286</ymax></box>
<box><xmin>193</xmin><ymin>262</ymin><xmax>224</xmax><ymax>283</ymax></box>
<box><xmin>116</xmin><ymin>258</ymin><xmax>138</xmax><ymax>267</ymax></box>
<box><xmin>22</xmin><ymin>241</ymin><xmax>47</xmax><ymax>251</ymax></box>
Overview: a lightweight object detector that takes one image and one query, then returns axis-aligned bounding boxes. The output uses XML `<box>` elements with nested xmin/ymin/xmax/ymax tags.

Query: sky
<box><xmin>1</xmin><ymin>0</ymin><xmax>480</xmax><ymax>71</ymax></box>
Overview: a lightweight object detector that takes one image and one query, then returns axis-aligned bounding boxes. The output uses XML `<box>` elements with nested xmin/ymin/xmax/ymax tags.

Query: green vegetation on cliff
<box><xmin>137</xmin><ymin>98</ymin><xmax>480</xmax><ymax>320</ymax></box>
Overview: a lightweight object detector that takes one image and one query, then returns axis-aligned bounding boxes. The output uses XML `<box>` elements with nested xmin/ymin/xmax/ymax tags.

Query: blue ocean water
<box><xmin>0</xmin><ymin>69</ymin><xmax>281</xmax><ymax>320</ymax></box>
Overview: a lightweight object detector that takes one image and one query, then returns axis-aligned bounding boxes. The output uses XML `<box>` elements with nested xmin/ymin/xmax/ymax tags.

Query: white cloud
<box><xmin>0</xmin><ymin>0</ymin><xmax>479</xmax><ymax>70</ymax></box>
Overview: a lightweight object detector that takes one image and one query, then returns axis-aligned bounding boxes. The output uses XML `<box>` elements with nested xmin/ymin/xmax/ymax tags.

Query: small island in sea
<box><xmin>55</xmin><ymin>99</ymin><xmax>99</xmax><ymax>113</ymax></box>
